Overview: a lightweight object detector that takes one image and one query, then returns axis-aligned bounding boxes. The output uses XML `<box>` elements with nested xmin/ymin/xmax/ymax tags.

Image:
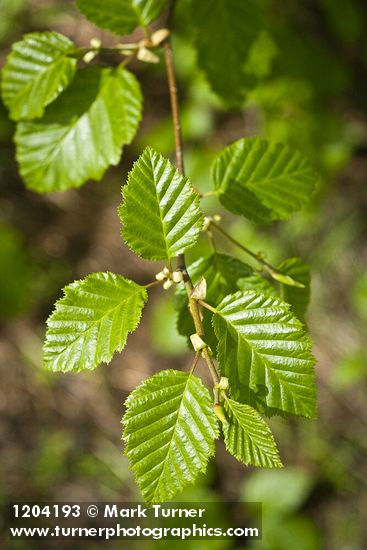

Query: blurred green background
<box><xmin>0</xmin><ymin>0</ymin><xmax>367</xmax><ymax>548</ymax></box>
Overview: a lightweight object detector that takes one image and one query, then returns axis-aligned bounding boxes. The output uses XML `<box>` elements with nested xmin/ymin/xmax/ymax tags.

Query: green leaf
<box><xmin>122</xmin><ymin>370</ymin><xmax>219</xmax><ymax>504</ymax></box>
<box><xmin>237</xmin><ymin>272</ymin><xmax>278</xmax><ymax>298</ymax></box>
<box><xmin>1</xmin><ymin>32</ymin><xmax>77</xmax><ymax>121</ymax></box>
<box><xmin>277</xmin><ymin>258</ymin><xmax>311</xmax><ymax>321</ymax></box>
<box><xmin>223</xmin><ymin>398</ymin><xmax>283</xmax><ymax>468</ymax></box>
<box><xmin>43</xmin><ymin>272</ymin><xmax>147</xmax><ymax>372</ymax></box>
<box><xmin>212</xmin><ymin>291</ymin><xmax>316</xmax><ymax>418</ymax></box>
<box><xmin>119</xmin><ymin>147</ymin><xmax>203</xmax><ymax>261</ymax></box>
<box><xmin>15</xmin><ymin>65</ymin><xmax>142</xmax><ymax>192</ymax></box>
<box><xmin>175</xmin><ymin>253</ymin><xmax>253</xmax><ymax>350</ymax></box>
<box><xmin>76</xmin><ymin>0</ymin><xmax>167</xmax><ymax>35</ymax></box>
<box><xmin>212</xmin><ymin>138</ymin><xmax>317</xmax><ymax>224</ymax></box>
<box><xmin>190</xmin><ymin>0</ymin><xmax>262</xmax><ymax>106</ymax></box>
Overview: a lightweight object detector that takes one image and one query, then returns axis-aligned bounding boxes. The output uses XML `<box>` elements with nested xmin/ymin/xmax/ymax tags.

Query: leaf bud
<box><xmin>216</xmin><ymin>377</ymin><xmax>229</xmax><ymax>390</ymax></box>
<box><xmin>190</xmin><ymin>333</ymin><xmax>207</xmax><ymax>352</ymax></box>
<box><xmin>213</xmin><ymin>403</ymin><xmax>228</xmax><ymax>425</ymax></box>
<box><xmin>191</xmin><ymin>277</ymin><xmax>207</xmax><ymax>300</ymax></box>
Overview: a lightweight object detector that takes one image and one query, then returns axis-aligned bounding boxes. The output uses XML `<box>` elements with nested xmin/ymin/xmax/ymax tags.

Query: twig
<box><xmin>163</xmin><ymin>33</ymin><xmax>220</xmax><ymax>385</ymax></box>
<box><xmin>189</xmin><ymin>352</ymin><xmax>200</xmax><ymax>374</ymax></box>
<box><xmin>163</xmin><ymin>40</ymin><xmax>185</xmax><ymax>175</ymax></box>
<box><xmin>145</xmin><ymin>280</ymin><xmax>162</xmax><ymax>289</ymax></box>
<box><xmin>198</xmin><ymin>300</ymin><xmax>217</xmax><ymax>314</ymax></box>
<box><xmin>210</xmin><ymin>220</ymin><xmax>302</xmax><ymax>286</ymax></box>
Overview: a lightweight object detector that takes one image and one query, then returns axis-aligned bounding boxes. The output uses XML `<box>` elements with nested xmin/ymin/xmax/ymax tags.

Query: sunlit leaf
<box><xmin>44</xmin><ymin>272</ymin><xmax>147</xmax><ymax>372</ymax></box>
<box><xmin>15</xmin><ymin>65</ymin><xmax>142</xmax><ymax>192</ymax></box>
<box><xmin>123</xmin><ymin>370</ymin><xmax>219</xmax><ymax>504</ymax></box>
<box><xmin>1</xmin><ymin>32</ymin><xmax>76</xmax><ymax>121</ymax></box>
<box><xmin>223</xmin><ymin>398</ymin><xmax>283</xmax><ymax>468</ymax></box>
<box><xmin>119</xmin><ymin>147</ymin><xmax>203</xmax><ymax>260</ymax></box>
<box><xmin>213</xmin><ymin>291</ymin><xmax>316</xmax><ymax>418</ymax></box>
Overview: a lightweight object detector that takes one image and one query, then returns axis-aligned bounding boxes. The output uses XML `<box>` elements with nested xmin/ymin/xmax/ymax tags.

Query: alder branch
<box><xmin>163</xmin><ymin>34</ymin><xmax>220</xmax><ymax>387</ymax></box>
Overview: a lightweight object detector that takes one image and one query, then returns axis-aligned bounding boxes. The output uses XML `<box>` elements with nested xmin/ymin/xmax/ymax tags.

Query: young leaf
<box><xmin>223</xmin><ymin>398</ymin><xmax>283</xmax><ymax>468</ymax></box>
<box><xmin>277</xmin><ymin>258</ymin><xmax>311</xmax><ymax>321</ymax></box>
<box><xmin>212</xmin><ymin>291</ymin><xmax>316</xmax><ymax>418</ymax></box>
<box><xmin>43</xmin><ymin>272</ymin><xmax>147</xmax><ymax>372</ymax></box>
<box><xmin>1</xmin><ymin>32</ymin><xmax>77</xmax><ymax>121</ymax></box>
<box><xmin>212</xmin><ymin>138</ymin><xmax>317</xmax><ymax>223</ymax></box>
<box><xmin>122</xmin><ymin>370</ymin><xmax>219</xmax><ymax>505</ymax></box>
<box><xmin>119</xmin><ymin>147</ymin><xmax>203</xmax><ymax>261</ymax></box>
<box><xmin>15</xmin><ymin>65</ymin><xmax>142</xmax><ymax>192</ymax></box>
<box><xmin>190</xmin><ymin>0</ymin><xmax>262</xmax><ymax>106</ymax></box>
<box><xmin>76</xmin><ymin>0</ymin><xmax>167</xmax><ymax>35</ymax></box>
<box><xmin>175</xmin><ymin>253</ymin><xmax>253</xmax><ymax>350</ymax></box>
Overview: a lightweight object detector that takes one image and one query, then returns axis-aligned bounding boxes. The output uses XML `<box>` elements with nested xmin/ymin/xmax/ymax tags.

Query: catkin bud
<box><xmin>90</xmin><ymin>38</ymin><xmax>101</xmax><ymax>49</ymax></box>
<box><xmin>137</xmin><ymin>47</ymin><xmax>160</xmax><ymax>64</ymax></box>
<box><xmin>83</xmin><ymin>50</ymin><xmax>97</xmax><ymax>64</ymax></box>
<box><xmin>203</xmin><ymin>216</ymin><xmax>212</xmax><ymax>231</ymax></box>
<box><xmin>155</xmin><ymin>270</ymin><xmax>166</xmax><ymax>281</ymax></box>
<box><xmin>150</xmin><ymin>28</ymin><xmax>170</xmax><ymax>47</ymax></box>
<box><xmin>163</xmin><ymin>279</ymin><xmax>174</xmax><ymax>290</ymax></box>
<box><xmin>172</xmin><ymin>271</ymin><xmax>184</xmax><ymax>283</ymax></box>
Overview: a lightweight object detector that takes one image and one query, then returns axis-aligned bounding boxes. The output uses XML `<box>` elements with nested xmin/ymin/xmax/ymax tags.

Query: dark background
<box><xmin>0</xmin><ymin>1</ymin><xmax>367</xmax><ymax>548</ymax></box>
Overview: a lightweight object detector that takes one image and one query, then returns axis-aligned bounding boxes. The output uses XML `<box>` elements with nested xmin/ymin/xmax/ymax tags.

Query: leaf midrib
<box><xmin>216</xmin><ymin>310</ymin><xmax>312</xmax><ymax>397</ymax></box>
<box><xmin>152</xmin><ymin>374</ymin><xmax>192</xmax><ymax>501</ymax></box>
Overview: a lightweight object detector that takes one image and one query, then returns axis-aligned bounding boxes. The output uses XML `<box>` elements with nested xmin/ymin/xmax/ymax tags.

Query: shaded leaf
<box><xmin>175</xmin><ymin>253</ymin><xmax>253</xmax><ymax>351</ymax></box>
<box><xmin>44</xmin><ymin>272</ymin><xmax>147</xmax><ymax>372</ymax></box>
<box><xmin>1</xmin><ymin>32</ymin><xmax>76</xmax><ymax>121</ymax></box>
<box><xmin>76</xmin><ymin>0</ymin><xmax>167</xmax><ymax>35</ymax></box>
<box><xmin>278</xmin><ymin>258</ymin><xmax>311</xmax><ymax>321</ymax></box>
<box><xmin>237</xmin><ymin>272</ymin><xmax>278</xmax><ymax>297</ymax></box>
<box><xmin>123</xmin><ymin>370</ymin><xmax>219</xmax><ymax>504</ymax></box>
<box><xmin>190</xmin><ymin>0</ymin><xmax>262</xmax><ymax>106</ymax></box>
<box><xmin>119</xmin><ymin>147</ymin><xmax>203</xmax><ymax>261</ymax></box>
<box><xmin>0</xmin><ymin>224</ymin><xmax>31</xmax><ymax>318</ymax></box>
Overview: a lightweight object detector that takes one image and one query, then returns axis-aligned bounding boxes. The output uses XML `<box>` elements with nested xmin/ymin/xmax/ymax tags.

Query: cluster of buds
<box><xmin>190</xmin><ymin>277</ymin><xmax>207</xmax><ymax>301</ymax></box>
<box><xmin>202</xmin><ymin>214</ymin><xmax>222</xmax><ymax>232</ymax></box>
<box><xmin>117</xmin><ymin>28</ymin><xmax>170</xmax><ymax>64</ymax></box>
<box><xmin>83</xmin><ymin>29</ymin><xmax>170</xmax><ymax>66</ymax></box>
<box><xmin>155</xmin><ymin>266</ymin><xmax>183</xmax><ymax>290</ymax></box>
<box><xmin>136</xmin><ymin>28</ymin><xmax>170</xmax><ymax>63</ymax></box>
